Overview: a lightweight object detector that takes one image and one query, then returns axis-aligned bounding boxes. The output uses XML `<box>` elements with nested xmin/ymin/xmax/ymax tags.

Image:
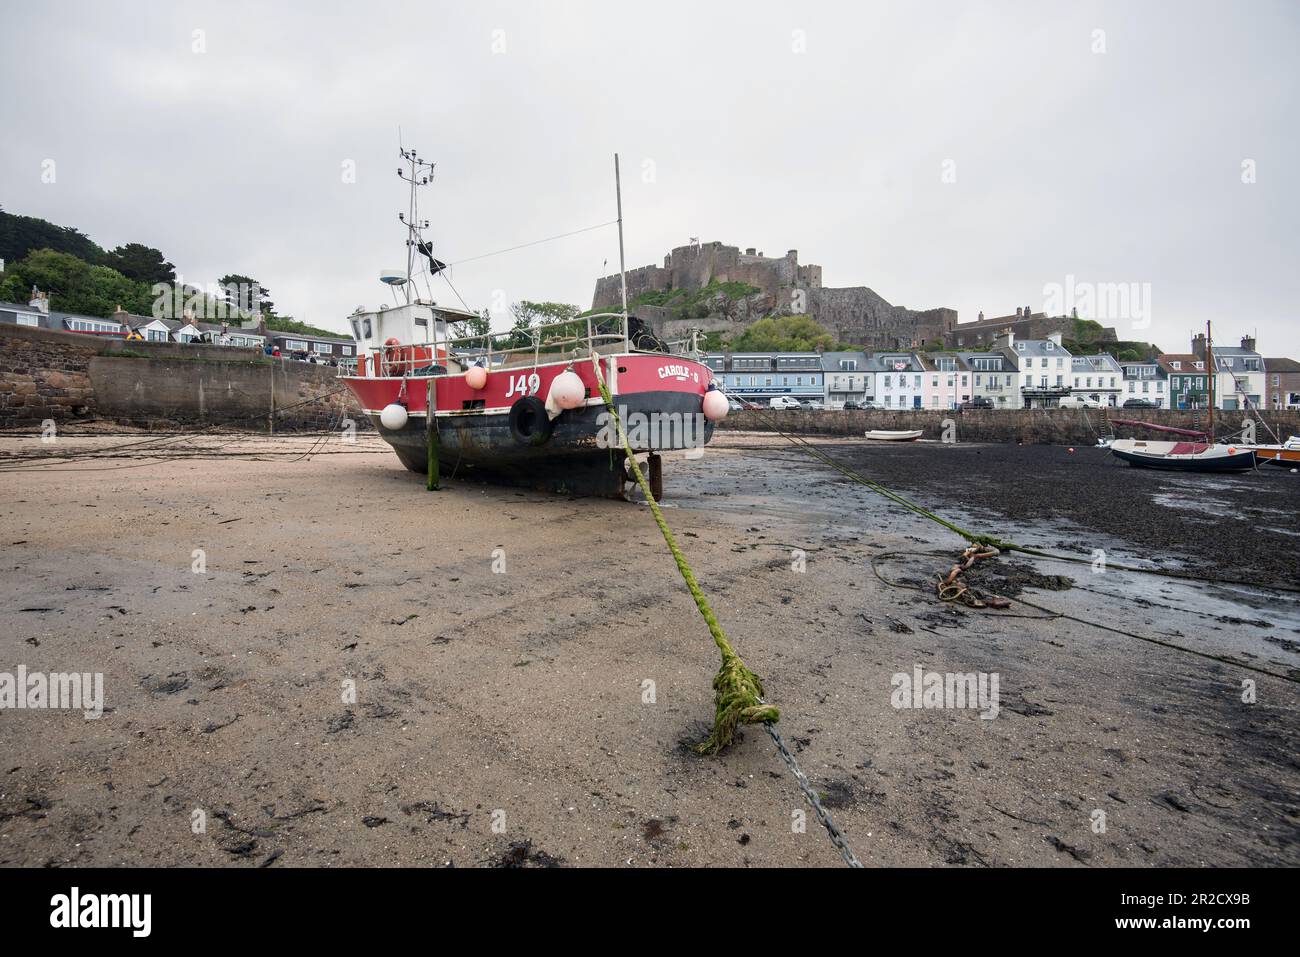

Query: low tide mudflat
<box><xmin>2</xmin><ymin>431</ymin><xmax>1297</xmax><ymax>867</ymax></box>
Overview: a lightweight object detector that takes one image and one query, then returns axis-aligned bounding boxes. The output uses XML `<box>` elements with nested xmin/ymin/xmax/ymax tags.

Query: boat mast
<box><xmin>615</xmin><ymin>153</ymin><xmax>629</xmax><ymax>343</ymax></box>
<box><xmin>397</xmin><ymin>146</ymin><xmax>435</xmax><ymax>307</ymax></box>
<box><xmin>1206</xmin><ymin>320</ymin><xmax>1215</xmax><ymax>441</ymax></box>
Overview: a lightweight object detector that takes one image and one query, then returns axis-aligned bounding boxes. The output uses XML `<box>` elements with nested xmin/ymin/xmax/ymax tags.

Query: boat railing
<box><xmin>350</xmin><ymin>311</ymin><xmax>702</xmax><ymax>377</ymax></box>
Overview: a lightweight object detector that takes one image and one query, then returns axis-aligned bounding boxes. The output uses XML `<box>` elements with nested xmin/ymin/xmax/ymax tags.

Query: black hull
<box><xmin>1111</xmin><ymin>448</ymin><xmax>1258</xmax><ymax>472</ymax></box>
<box><xmin>374</xmin><ymin>390</ymin><xmax>714</xmax><ymax>497</ymax></box>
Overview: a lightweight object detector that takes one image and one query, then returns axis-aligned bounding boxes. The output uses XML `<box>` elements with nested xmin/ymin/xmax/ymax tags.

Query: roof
<box><xmin>1010</xmin><ymin>339</ymin><xmax>1072</xmax><ymax>358</ymax></box>
<box><xmin>956</xmin><ymin>351</ymin><xmax>1017</xmax><ymax>370</ymax></box>
<box><xmin>1264</xmin><ymin>357</ymin><xmax>1300</xmax><ymax>373</ymax></box>
<box><xmin>864</xmin><ymin>353</ymin><xmax>922</xmax><ymax>372</ymax></box>
<box><xmin>1156</xmin><ymin>353</ymin><xmax>1205</xmax><ymax>374</ymax></box>
<box><xmin>1074</xmin><ymin>353</ymin><xmax>1123</xmax><ymax>372</ymax></box>
<box><xmin>917</xmin><ymin>352</ymin><xmax>968</xmax><ymax>372</ymax></box>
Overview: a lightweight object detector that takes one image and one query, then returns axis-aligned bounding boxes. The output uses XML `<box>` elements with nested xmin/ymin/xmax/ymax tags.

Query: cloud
<box><xmin>2</xmin><ymin>0</ymin><xmax>1296</xmax><ymax>352</ymax></box>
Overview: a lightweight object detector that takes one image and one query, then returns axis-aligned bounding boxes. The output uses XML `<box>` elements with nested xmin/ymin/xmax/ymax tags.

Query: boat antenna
<box><xmin>397</xmin><ymin>146</ymin><xmax>436</xmax><ymax>306</ymax></box>
<box><xmin>614</xmin><ymin>153</ymin><xmax>629</xmax><ymax>343</ymax></box>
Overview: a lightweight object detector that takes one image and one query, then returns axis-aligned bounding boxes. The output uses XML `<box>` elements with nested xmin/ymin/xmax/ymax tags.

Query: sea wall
<box><xmin>716</xmin><ymin>408</ymin><xmax>1300</xmax><ymax>446</ymax></box>
<box><xmin>0</xmin><ymin>322</ymin><xmax>364</xmax><ymax>431</ymax></box>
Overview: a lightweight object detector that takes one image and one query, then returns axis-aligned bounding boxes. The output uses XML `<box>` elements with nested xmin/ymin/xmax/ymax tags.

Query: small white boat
<box><xmin>864</xmin><ymin>429</ymin><xmax>923</xmax><ymax>442</ymax></box>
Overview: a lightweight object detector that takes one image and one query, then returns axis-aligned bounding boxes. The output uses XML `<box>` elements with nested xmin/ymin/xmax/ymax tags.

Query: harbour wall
<box><xmin>0</xmin><ymin>322</ymin><xmax>364</xmax><ymax>431</ymax></box>
<box><xmin>716</xmin><ymin>408</ymin><xmax>1300</xmax><ymax>446</ymax></box>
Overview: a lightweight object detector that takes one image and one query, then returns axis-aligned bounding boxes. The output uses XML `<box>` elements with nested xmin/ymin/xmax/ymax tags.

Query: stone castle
<box><xmin>589</xmin><ymin>241</ymin><xmax>1123</xmax><ymax>350</ymax></box>
<box><xmin>591</xmin><ymin>241</ymin><xmax>957</xmax><ymax>350</ymax></box>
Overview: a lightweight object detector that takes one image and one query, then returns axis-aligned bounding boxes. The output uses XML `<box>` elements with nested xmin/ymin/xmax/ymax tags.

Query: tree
<box><xmin>0</xmin><ymin>248</ymin><xmax>153</xmax><ymax>318</ymax></box>
<box><xmin>505</xmin><ymin>301</ymin><xmax>582</xmax><ymax>348</ymax></box>
<box><xmin>727</xmin><ymin>315</ymin><xmax>835</xmax><ymax>352</ymax></box>
<box><xmin>0</xmin><ymin>207</ymin><xmax>103</xmax><ymax>265</ymax></box>
<box><xmin>450</xmin><ymin>309</ymin><xmax>493</xmax><ymax>341</ymax></box>
<box><xmin>218</xmin><ymin>274</ymin><xmax>272</xmax><ymax>320</ymax></box>
<box><xmin>101</xmin><ymin>243</ymin><xmax>176</xmax><ymax>285</ymax></box>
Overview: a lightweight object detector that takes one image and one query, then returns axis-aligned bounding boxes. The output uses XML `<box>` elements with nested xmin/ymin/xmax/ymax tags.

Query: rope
<box><xmin>589</xmin><ymin>354</ymin><xmax>778</xmax><ymax>753</ymax></box>
<box><xmin>869</xmin><ymin>549</ymin><xmax>1300</xmax><ymax>684</ymax></box>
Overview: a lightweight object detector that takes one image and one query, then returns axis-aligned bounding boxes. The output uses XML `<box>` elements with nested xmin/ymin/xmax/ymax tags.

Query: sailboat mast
<box><xmin>1206</xmin><ymin>320</ymin><xmax>1215</xmax><ymax>441</ymax></box>
<box><xmin>615</xmin><ymin>153</ymin><xmax>628</xmax><ymax>342</ymax></box>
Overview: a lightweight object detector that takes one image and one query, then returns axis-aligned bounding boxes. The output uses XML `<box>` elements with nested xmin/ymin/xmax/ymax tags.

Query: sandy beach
<box><xmin>2</xmin><ymin>431</ymin><xmax>1297</xmax><ymax>867</ymax></box>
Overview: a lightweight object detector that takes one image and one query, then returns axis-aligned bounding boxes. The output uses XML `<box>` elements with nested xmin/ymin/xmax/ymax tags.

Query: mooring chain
<box><xmin>763</xmin><ymin>718</ymin><xmax>864</xmax><ymax>868</ymax></box>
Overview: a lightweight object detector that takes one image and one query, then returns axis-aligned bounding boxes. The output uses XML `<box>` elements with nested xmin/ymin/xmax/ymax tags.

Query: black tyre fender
<box><xmin>508</xmin><ymin>395</ymin><xmax>553</xmax><ymax>446</ymax></box>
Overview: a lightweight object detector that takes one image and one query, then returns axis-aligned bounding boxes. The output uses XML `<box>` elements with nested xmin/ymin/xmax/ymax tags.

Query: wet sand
<box><xmin>1</xmin><ymin>431</ymin><xmax>1297</xmax><ymax>867</ymax></box>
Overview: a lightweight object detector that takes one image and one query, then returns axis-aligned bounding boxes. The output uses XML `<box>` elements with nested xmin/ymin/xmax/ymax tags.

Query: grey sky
<box><xmin>2</xmin><ymin>0</ymin><xmax>1297</xmax><ymax>353</ymax></box>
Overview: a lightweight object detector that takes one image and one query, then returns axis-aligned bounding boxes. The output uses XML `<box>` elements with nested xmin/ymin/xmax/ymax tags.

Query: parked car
<box><xmin>1122</xmin><ymin>398</ymin><xmax>1158</xmax><ymax>409</ymax></box>
<box><xmin>842</xmin><ymin>400</ymin><xmax>864</xmax><ymax>411</ymax></box>
<box><xmin>960</xmin><ymin>397</ymin><xmax>993</xmax><ymax>410</ymax></box>
<box><xmin>801</xmin><ymin>399</ymin><xmax>825</xmax><ymax>411</ymax></box>
<box><xmin>769</xmin><ymin>396</ymin><xmax>801</xmax><ymax>410</ymax></box>
<box><xmin>727</xmin><ymin>398</ymin><xmax>744</xmax><ymax>413</ymax></box>
<box><xmin>1060</xmin><ymin>395</ymin><xmax>1104</xmax><ymax>409</ymax></box>
<box><xmin>740</xmin><ymin>400</ymin><xmax>763</xmax><ymax>410</ymax></box>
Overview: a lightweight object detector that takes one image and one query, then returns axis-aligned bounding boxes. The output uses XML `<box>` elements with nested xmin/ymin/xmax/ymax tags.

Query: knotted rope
<box><xmin>590</xmin><ymin>353</ymin><xmax>778</xmax><ymax>753</ymax></box>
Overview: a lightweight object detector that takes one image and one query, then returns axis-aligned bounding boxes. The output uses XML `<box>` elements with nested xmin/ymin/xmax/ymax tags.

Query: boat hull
<box><xmin>370</xmin><ymin>389</ymin><xmax>713</xmax><ymax>496</ymax></box>
<box><xmin>864</xmin><ymin>429</ymin><xmax>923</xmax><ymax>442</ymax></box>
<box><xmin>1239</xmin><ymin>445</ymin><xmax>1300</xmax><ymax>468</ymax></box>
<box><xmin>1109</xmin><ymin>439</ymin><xmax>1258</xmax><ymax>472</ymax></box>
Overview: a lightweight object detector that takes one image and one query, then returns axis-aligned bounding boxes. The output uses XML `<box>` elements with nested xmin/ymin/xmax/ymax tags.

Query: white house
<box><xmin>867</xmin><ymin>352</ymin><xmax>923</xmax><ymax>410</ymax></box>
<box><xmin>821</xmin><ymin>351</ymin><xmax>872</xmax><ymax>408</ymax></box>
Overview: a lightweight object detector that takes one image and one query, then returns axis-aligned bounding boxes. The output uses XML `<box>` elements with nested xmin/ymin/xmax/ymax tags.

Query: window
<box><xmin>314</xmin><ymin>343</ymin><xmax>332</xmax><ymax>354</ymax></box>
<box><xmin>16</xmin><ymin>314</ymin><xmax>39</xmax><ymax>327</ymax></box>
<box><xmin>148</xmin><ymin>329</ymin><xmax>167</xmax><ymax>342</ymax></box>
<box><xmin>341</xmin><ymin>345</ymin><xmax>353</xmax><ymax>356</ymax></box>
<box><xmin>286</xmin><ymin>340</ymin><xmax>307</xmax><ymax>351</ymax></box>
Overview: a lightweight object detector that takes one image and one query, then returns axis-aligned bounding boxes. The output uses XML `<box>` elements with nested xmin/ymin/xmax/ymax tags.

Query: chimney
<box><xmin>1015</xmin><ymin>307</ymin><xmax>1023</xmax><ymax>318</ymax></box>
<box><xmin>112</xmin><ymin>304</ymin><xmax>130</xmax><ymax>326</ymax></box>
<box><xmin>746</xmin><ymin>248</ymin><xmax>756</xmax><ymax>255</ymax></box>
<box><xmin>977</xmin><ymin>310</ymin><xmax>984</xmax><ymax>322</ymax></box>
<box><xmin>994</xmin><ymin>329</ymin><xmax>1015</xmax><ymax>351</ymax></box>
<box><xmin>29</xmin><ymin>286</ymin><xmax>50</xmax><ymax>315</ymax></box>
<box><xmin>1241</xmin><ymin>335</ymin><xmax>1256</xmax><ymax>353</ymax></box>
<box><xmin>1192</xmin><ymin>332</ymin><xmax>1207</xmax><ymax>361</ymax></box>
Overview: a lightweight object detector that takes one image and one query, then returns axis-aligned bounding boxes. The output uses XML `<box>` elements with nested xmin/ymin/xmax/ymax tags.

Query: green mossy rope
<box><xmin>590</xmin><ymin>354</ymin><xmax>778</xmax><ymax>754</ymax></box>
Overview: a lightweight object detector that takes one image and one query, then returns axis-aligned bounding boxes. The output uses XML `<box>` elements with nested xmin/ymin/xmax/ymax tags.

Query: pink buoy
<box><xmin>702</xmin><ymin>390</ymin><xmax>729</xmax><ymax>421</ymax></box>
<box><xmin>550</xmin><ymin>370</ymin><xmax>586</xmax><ymax>410</ymax></box>
<box><xmin>465</xmin><ymin>365</ymin><xmax>488</xmax><ymax>390</ymax></box>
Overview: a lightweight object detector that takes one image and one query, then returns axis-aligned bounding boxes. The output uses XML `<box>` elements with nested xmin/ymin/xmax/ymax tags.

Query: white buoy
<box><xmin>702</xmin><ymin>390</ymin><xmax>729</xmax><ymax>421</ymax></box>
<box><xmin>549</xmin><ymin>370</ymin><xmax>586</xmax><ymax>410</ymax></box>
<box><xmin>380</xmin><ymin>403</ymin><xmax>408</xmax><ymax>430</ymax></box>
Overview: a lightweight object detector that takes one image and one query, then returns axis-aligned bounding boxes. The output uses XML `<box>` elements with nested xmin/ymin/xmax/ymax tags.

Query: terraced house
<box><xmin>958</xmin><ymin>351</ymin><xmax>1019</xmax><ymax>408</ymax></box>
<box><xmin>1156</xmin><ymin>354</ymin><xmax>1211</xmax><ymax>409</ymax></box>
<box><xmin>1071</xmin><ymin>353</ymin><xmax>1124</xmax><ymax>407</ymax></box>
<box><xmin>1263</xmin><ymin>357</ymin><xmax>1300</xmax><ymax>410</ymax></box>
<box><xmin>820</xmin><ymin>351</ymin><xmax>872</xmax><ymax>408</ymax></box>
<box><xmin>867</xmin><ymin>352</ymin><xmax>924</xmax><ymax>409</ymax></box>
<box><xmin>919</xmin><ymin>352</ymin><xmax>971</xmax><ymax>409</ymax></box>
<box><xmin>703</xmin><ymin>351</ymin><xmax>824</xmax><ymax>405</ymax></box>
<box><xmin>996</xmin><ymin>331</ymin><xmax>1070</xmax><ymax>408</ymax></box>
<box><xmin>1195</xmin><ymin>333</ymin><xmax>1264</xmax><ymax>410</ymax></box>
<box><xmin>1119</xmin><ymin>359</ymin><xmax>1167</xmax><ymax>407</ymax></box>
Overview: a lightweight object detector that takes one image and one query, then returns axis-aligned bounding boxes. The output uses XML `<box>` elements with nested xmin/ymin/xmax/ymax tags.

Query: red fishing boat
<box><xmin>338</xmin><ymin>149</ymin><xmax>727</xmax><ymax>497</ymax></box>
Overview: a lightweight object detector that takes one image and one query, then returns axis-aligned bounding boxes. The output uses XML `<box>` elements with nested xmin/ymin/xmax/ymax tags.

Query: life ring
<box><xmin>383</xmin><ymin>337</ymin><xmax>404</xmax><ymax>375</ymax></box>
<box><xmin>508</xmin><ymin>396</ymin><xmax>553</xmax><ymax>446</ymax></box>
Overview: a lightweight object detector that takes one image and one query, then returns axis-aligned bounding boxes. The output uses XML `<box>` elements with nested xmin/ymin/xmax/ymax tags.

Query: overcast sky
<box><xmin>2</xmin><ymin>0</ymin><xmax>1297</xmax><ymax>353</ymax></box>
